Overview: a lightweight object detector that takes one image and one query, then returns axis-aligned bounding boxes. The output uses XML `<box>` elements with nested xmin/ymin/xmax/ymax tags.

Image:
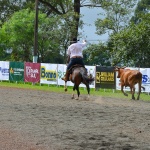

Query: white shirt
<box><xmin>67</xmin><ymin>41</ymin><xmax>86</xmax><ymax>58</ymax></box>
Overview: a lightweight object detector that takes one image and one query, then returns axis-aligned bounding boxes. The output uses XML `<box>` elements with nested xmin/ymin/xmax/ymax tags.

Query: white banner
<box><xmin>116</xmin><ymin>67</ymin><xmax>150</xmax><ymax>92</ymax></box>
<box><xmin>57</xmin><ymin>64</ymin><xmax>96</xmax><ymax>88</ymax></box>
<box><xmin>40</xmin><ymin>63</ymin><xmax>58</xmax><ymax>85</ymax></box>
<box><xmin>0</xmin><ymin>61</ymin><xmax>9</xmax><ymax>81</ymax></box>
<box><xmin>141</xmin><ymin>68</ymin><xmax>150</xmax><ymax>92</ymax></box>
<box><xmin>57</xmin><ymin>64</ymin><xmax>67</xmax><ymax>86</ymax></box>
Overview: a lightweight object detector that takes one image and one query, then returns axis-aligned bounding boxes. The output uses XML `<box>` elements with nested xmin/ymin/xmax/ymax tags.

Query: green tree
<box><xmin>95</xmin><ymin>0</ymin><xmax>136</xmax><ymax>35</ymax></box>
<box><xmin>111</xmin><ymin>13</ymin><xmax>150</xmax><ymax>67</ymax></box>
<box><xmin>0</xmin><ymin>0</ymin><xmax>35</xmax><ymax>27</ymax></box>
<box><xmin>83</xmin><ymin>42</ymin><xmax>111</xmax><ymax>66</ymax></box>
<box><xmin>131</xmin><ymin>0</ymin><xmax>150</xmax><ymax>24</ymax></box>
<box><xmin>0</xmin><ymin>9</ymin><xmax>66</xmax><ymax>62</ymax></box>
<box><xmin>94</xmin><ymin>0</ymin><xmax>137</xmax><ymax>65</ymax></box>
<box><xmin>0</xmin><ymin>25</ymin><xmax>11</xmax><ymax>60</ymax></box>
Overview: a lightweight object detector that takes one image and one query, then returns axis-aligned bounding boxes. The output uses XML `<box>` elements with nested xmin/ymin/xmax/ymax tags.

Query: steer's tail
<box><xmin>141</xmin><ymin>86</ymin><xmax>145</xmax><ymax>91</ymax></box>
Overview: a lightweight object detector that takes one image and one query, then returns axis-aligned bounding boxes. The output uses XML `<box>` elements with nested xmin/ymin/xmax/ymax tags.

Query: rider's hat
<box><xmin>72</xmin><ymin>37</ymin><xmax>77</xmax><ymax>43</ymax></box>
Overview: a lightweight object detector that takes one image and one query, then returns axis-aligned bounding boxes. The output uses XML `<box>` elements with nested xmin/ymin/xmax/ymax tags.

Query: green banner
<box><xmin>9</xmin><ymin>62</ymin><xmax>24</xmax><ymax>81</ymax></box>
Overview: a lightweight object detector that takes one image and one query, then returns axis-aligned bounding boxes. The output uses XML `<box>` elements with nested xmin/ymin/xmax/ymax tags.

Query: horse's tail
<box><xmin>79</xmin><ymin>70</ymin><xmax>94</xmax><ymax>84</ymax></box>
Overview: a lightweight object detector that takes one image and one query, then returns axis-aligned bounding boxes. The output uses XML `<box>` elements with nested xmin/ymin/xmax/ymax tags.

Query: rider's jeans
<box><xmin>67</xmin><ymin>58</ymin><xmax>84</xmax><ymax>70</ymax></box>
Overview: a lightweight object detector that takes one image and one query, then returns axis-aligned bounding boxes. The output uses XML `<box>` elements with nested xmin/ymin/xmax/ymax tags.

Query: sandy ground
<box><xmin>0</xmin><ymin>87</ymin><xmax>150</xmax><ymax>150</ymax></box>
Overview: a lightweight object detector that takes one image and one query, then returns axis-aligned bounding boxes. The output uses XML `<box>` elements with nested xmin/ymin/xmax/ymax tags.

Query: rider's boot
<box><xmin>61</xmin><ymin>70</ymin><xmax>70</xmax><ymax>81</ymax></box>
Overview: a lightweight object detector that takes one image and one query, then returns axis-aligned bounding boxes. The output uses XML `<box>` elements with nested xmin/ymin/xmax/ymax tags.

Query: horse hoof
<box><xmin>124</xmin><ymin>93</ymin><xmax>128</xmax><ymax>96</ymax></box>
<box><xmin>64</xmin><ymin>88</ymin><xmax>67</xmax><ymax>92</ymax></box>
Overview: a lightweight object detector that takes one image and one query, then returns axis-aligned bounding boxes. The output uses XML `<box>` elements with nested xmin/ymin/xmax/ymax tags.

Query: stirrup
<box><xmin>61</xmin><ymin>75</ymin><xmax>66</xmax><ymax>80</ymax></box>
<box><xmin>61</xmin><ymin>77</ymin><xmax>65</xmax><ymax>80</ymax></box>
<box><xmin>61</xmin><ymin>77</ymin><xmax>68</xmax><ymax>82</ymax></box>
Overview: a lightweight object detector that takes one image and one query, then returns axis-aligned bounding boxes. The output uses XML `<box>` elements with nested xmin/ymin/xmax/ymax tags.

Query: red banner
<box><xmin>24</xmin><ymin>62</ymin><xmax>41</xmax><ymax>83</ymax></box>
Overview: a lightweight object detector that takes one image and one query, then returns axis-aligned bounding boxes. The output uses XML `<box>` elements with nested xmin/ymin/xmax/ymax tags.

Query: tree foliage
<box><xmin>131</xmin><ymin>0</ymin><xmax>150</xmax><ymax>24</ymax></box>
<box><xmin>0</xmin><ymin>9</ymin><xmax>66</xmax><ymax>63</ymax></box>
<box><xmin>95</xmin><ymin>0</ymin><xmax>136</xmax><ymax>35</ymax></box>
<box><xmin>110</xmin><ymin>13</ymin><xmax>150</xmax><ymax>67</ymax></box>
<box><xmin>83</xmin><ymin>42</ymin><xmax>111</xmax><ymax>66</ymax></box>
<box><xmin>1</xmin><ymin>0</ymin><xmax>150</xmax><ymax>68</ymax></box>
<box><xmin>0</xmin><ymin>0</ymin><xmax>35</xmax><ymax>27</ymax></box>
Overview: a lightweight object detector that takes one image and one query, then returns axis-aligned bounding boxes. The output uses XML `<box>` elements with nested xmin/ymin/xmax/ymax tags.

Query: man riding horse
<box><xmin>61</xmin><ymin>38</ymin><xmax>87</xmax><ymax>82</ymax></box>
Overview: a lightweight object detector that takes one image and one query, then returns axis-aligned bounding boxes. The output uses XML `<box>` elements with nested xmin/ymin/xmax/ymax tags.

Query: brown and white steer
<box><xmin>114</xmin><ymin>67</ymin><xmax>145</xmax><ymax>100</ymax></box>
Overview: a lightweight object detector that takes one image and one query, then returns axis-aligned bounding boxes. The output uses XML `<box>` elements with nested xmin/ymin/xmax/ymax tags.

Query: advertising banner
<box><xmin>57</xmin><ymin>64</ymin><xmax>96</xmax><ymax>88</ymax></box>
<box><xmin>9</xmin><ymin>62</ymin><xmax>24</xmax><ymax>81</ymax></box>
<box><xmin>0</xmin><ymin>61</ymin><xmax>9</xmax><ymax>81</ymax></box>
<box><xmin>96</xmin><ymin>66</ymin><xmax>116</xmax><ymax>89</ymax></box>
<box><xmin>40</xmin><ymin>63</ymin><xmax>57</xmax><ymax>84</ymax></box>
<box><xmin>57</xmin><ymin>64</ymin><xmax>66</xmax><ymax>86</ymax></box>
<box><xmin>24</xmin><ymin>62</ymin><xmax>41</xmax><ymax>83</ymax></box>
<box><xmin>140</xmin><ymin>68</ymin><xmax>150</xmax><ymax>92</ymax></box>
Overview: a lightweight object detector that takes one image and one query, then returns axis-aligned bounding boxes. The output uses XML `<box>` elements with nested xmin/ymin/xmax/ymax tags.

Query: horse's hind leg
<box><xmin>74</xmin><ymin>85</ymin><xmax>80</xmax><ymax>100</ymax></box>
<box><xmin>72</xmin><ymin>85</ymin><xmax>76</xmax><ymax>99</ymax></box>
<box><xmin>86</xmin><ymin>83</ymin><xmax>90</xmax><ymax>100</ymax></box>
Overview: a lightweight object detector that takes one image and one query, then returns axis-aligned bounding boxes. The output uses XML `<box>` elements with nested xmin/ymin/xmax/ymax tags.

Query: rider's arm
<box><xmin>67</xmin><ymin>46</ymin><xmax>71</xmax><ymax>56</ymax></box>
<box><xmin>81</xmin><ymin>40</ymin><xmax>87</xmax><ymax>47</ymax></box>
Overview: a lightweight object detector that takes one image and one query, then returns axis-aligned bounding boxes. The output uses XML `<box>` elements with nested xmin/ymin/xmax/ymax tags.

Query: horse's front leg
<box><xmin>64</xmin><ymin>81</ymin><xmax>67</xmax><ymax>92</ymax></box>
<box><xmin>72</xmin><ymin>85</ymin><xmax>75</xmax><ymax>99</ymax></box>
<box><xmin>72</xmin><ymin>85</ymin><xmax>80</xmax><ymax>100</ymax></box>
<box><xmin>75</xmin><ymin>85</ymin><xmax>80</xmax><ymax>100</ymax></box>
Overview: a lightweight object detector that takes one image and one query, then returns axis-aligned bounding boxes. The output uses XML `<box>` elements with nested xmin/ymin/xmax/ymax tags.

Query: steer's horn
<box><xmin>122</xmin><ymin>66</ymin><xmax>126</xmax><ymax>69</ymax></box>
<box><xmin>114</xmin><ymin>66</ymin><xmax>119</xmax><ymax>71</ymax></box>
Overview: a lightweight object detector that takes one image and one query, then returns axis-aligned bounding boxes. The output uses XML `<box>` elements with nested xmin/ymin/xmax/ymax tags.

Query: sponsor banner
<box><xmin>57</xmin><ymin>64</ymin><xmax>67</xmax><ymax>85</ymax></box>
<box><xmin>0</xmin><ymin>61</ymin><xmax>9</xmax><ymax>80</ymax></box>
<box><xmin>57</xmin><ymin>64</ymin><xmax>95</xmax><ymax>88</ymax></box>
<box><xmin>96</xmin><ymin>66</ymin><xmax>116</xmax><ymax>89</ymax></box>
<box><xmin>116</xmin><ymin>68</ymin><xmax>150</xmax><ymax>92</ymax></box>
<box><xmin>9</xmin><ymin>62</ymin><xmax>24</xmax><ymax>81</ymax></box>
<box><xmin>141</xmin><ymin>68</ymin><xmax>150</xmax><ymax>92</ymax></box>
<box><xmin>40</xmin><ymin>63</ymin><xmax>57</xmax><ymax>84</ymax></box>
<box><xmin>24</xmin><ymin>62</ymin><xmax>41</xmax><ymax>83</ymax></box>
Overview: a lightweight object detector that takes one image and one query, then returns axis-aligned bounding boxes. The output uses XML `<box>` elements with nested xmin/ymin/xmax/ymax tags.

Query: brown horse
<box><xmin>64</xmin><ymin>65</ymin><xmax>94</xmax><ymax>100</ymax></box>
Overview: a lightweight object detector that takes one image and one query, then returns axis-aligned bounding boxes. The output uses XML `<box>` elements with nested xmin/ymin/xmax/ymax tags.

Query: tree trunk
<box><xmin>71</xmin><ymin>0</ymin><xmax>80</xmax><ymax>40</ymax></box>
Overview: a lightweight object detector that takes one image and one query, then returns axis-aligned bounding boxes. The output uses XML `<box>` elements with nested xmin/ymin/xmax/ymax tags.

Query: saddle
<box><xmin>68</xmin><ymin>64</ymin><xmax>86</xmax><ymax>74</ymax></box>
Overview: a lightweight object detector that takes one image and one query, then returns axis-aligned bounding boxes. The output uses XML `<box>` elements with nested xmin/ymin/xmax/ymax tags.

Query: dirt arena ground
<box><xmin>0</xmin><ymin>87</ymin><xmax>150</xmax><ymax>150</ymax></box>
